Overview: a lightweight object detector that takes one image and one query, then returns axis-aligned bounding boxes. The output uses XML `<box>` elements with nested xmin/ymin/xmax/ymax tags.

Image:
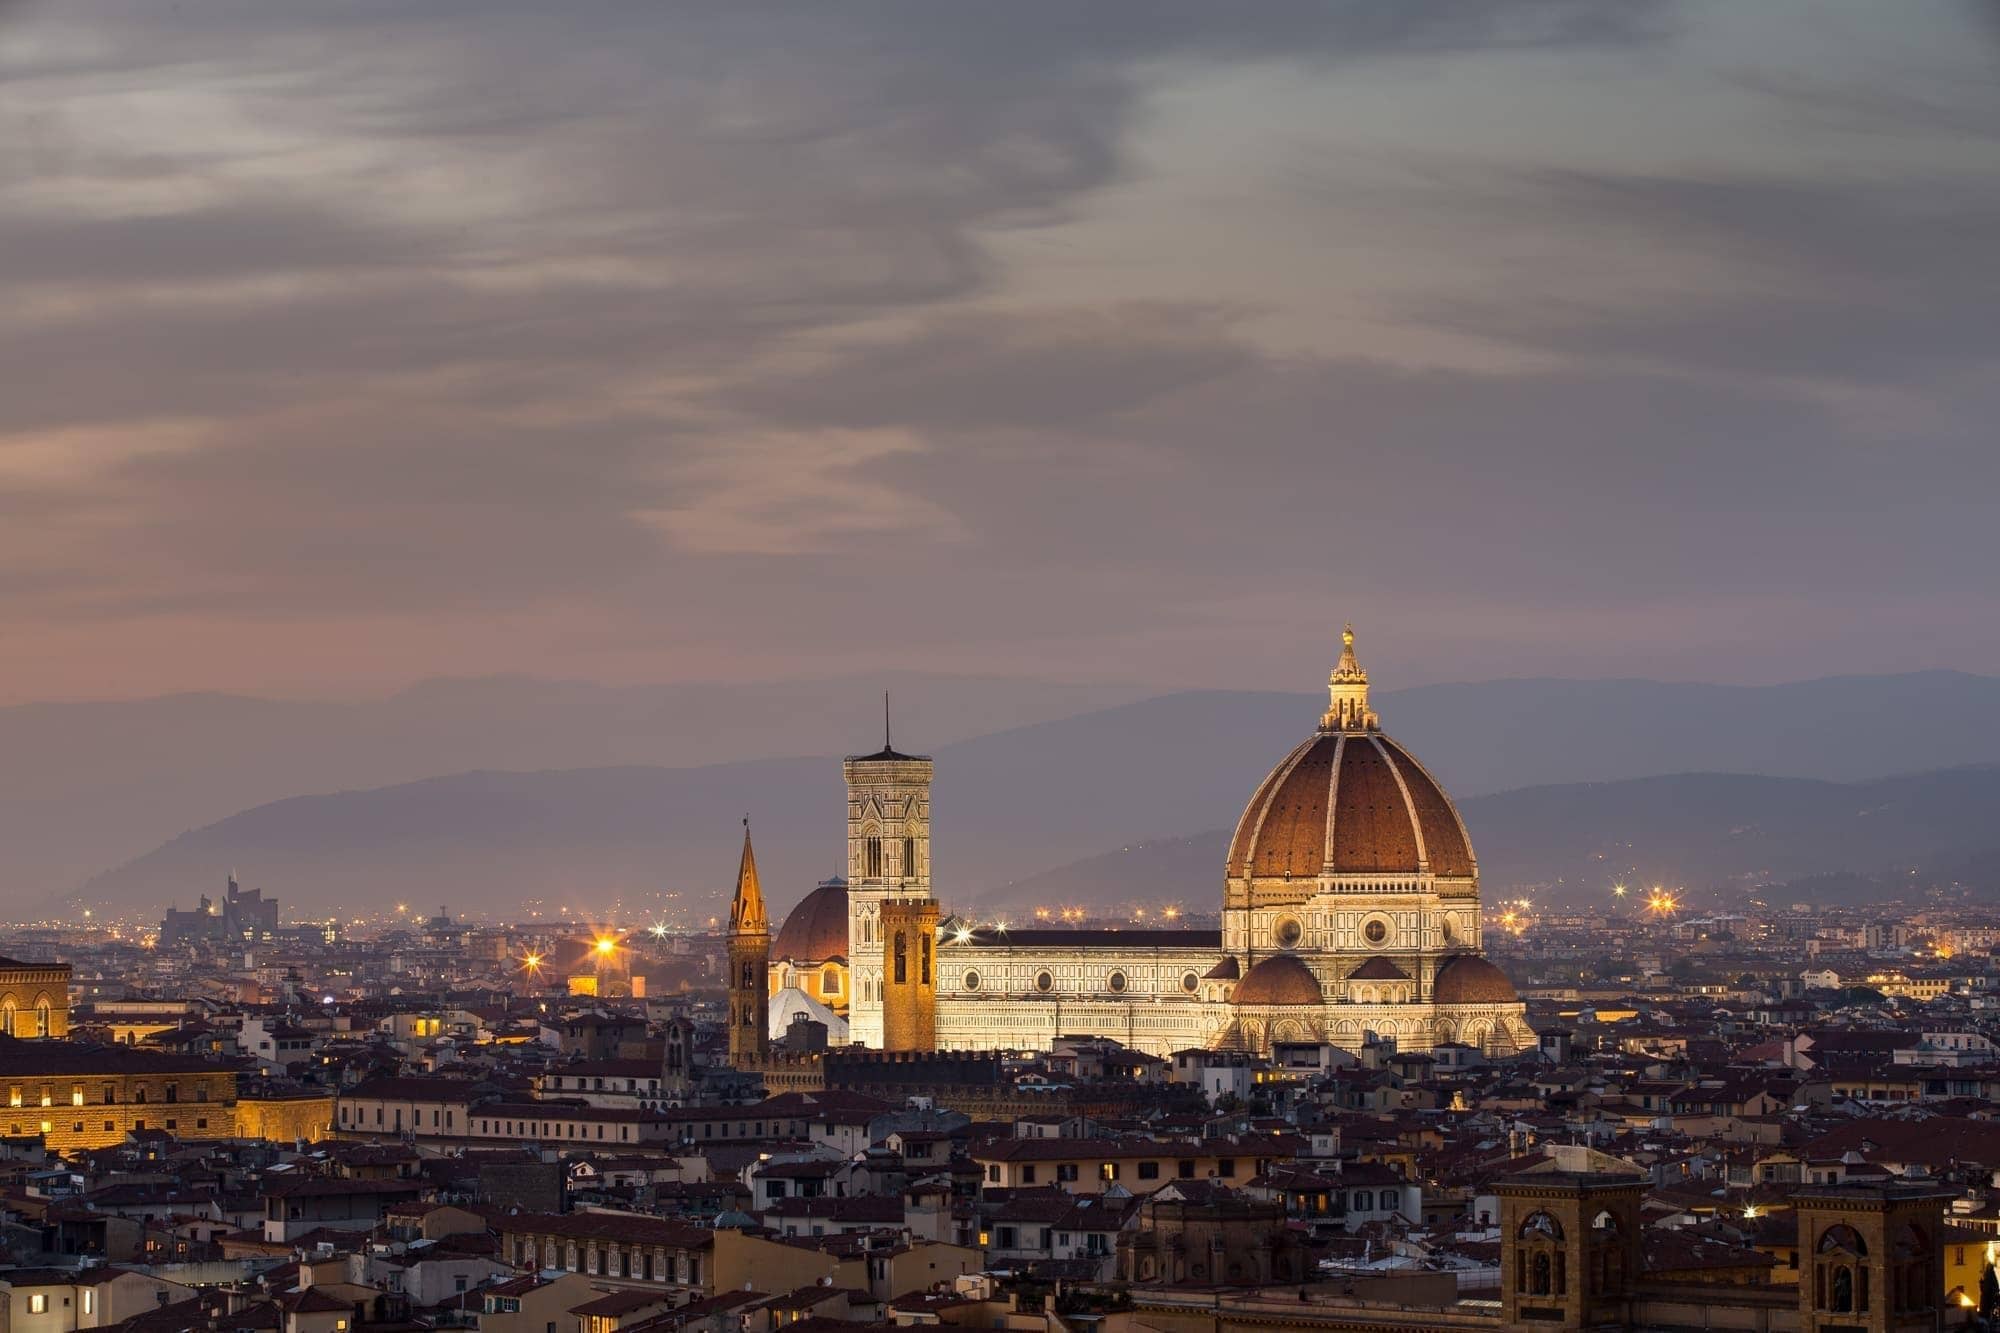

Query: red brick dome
<box><xmin>1230</xmin><ymin>955</ymin><xmax>1323</xmax><ymax>1006</ymax></box>
<box><xmin>1225</xmin><ymin>731</ymin><xmax>1474</xmax><ymax>880</ymax></box>
<box><xmin>1432</xmin><ymin>954</ymin><xmax>1519</xmax><ymax>1005</ymax></box>
<box><xmin>1227</xmin><ymin>627</ymin><xmax>1474</xmax><ymax>882</ymax></box>
<box><xmin>772</xmin><ymin>878</ymin><xmax>849</xmax><ymax>962</ymax></box>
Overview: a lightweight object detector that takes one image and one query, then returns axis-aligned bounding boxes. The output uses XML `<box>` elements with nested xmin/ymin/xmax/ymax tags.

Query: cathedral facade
<box><xmin>752</xmin><ymin>628</ymin><xmax>1533</xmax><ymax>1061</ymax></box>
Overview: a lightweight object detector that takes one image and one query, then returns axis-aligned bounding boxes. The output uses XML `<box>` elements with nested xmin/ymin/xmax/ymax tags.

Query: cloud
<box><xmin>1</xmin><ymin>0</ymin><xmax>1996</xmax><ymax>698</ymax></box>
<box><xmin>641</xmin><ymin>429</ymin><xmax>965</xmax><ymax>557</ymax></box>
<box><xmin>1423</xmin><ymin>170</ymin><xmax>2000</xmax><ymax>384</ymax></box>
<box><xmin>735</xmin><ymin>305</ymin><xmax>1262</xmax><ymax>431</ymax></box>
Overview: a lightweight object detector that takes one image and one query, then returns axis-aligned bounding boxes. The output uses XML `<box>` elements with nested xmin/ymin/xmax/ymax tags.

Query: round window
<box><xmin>1034</xmin><ymin>971</ymin><xmax>1054</xmax><ymax>993</ymax></box>
<box><xmin>1439</xmin><ymin>917</ymin><xmax>1456</xmax><ymax>945</ymax></box>
<box><xmin>1274</xmin><ymin>918</ymin><xmax>1303</xmax><ymax>949</ymax></box>
<box><xmin>963</xmin><ymin>971</ymin><xmax>980</xmax><ymax>991</ymax></box>
<box><xmin>1364</xmin><ymin>919</ymin><xmax>1389</xmax><ymax>945</ymax></box>
<box><xmin>1181</xmin><ymin>971</ymin><xmax>1200</xmax><ymax>994</ymax></box>
<box><xmin>1107</xmin><ymin>971</ymin><xmax>1127</xmax><ymax>993</ymax></box>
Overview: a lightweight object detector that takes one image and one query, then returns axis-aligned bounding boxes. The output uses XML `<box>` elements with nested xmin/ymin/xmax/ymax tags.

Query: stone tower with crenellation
<box><xmin>879</xmin><ymin>897</ymin><xmax>939</xmax><ymax>1052</ymax></box>
<box><xmin>844</xmin><ymin>703</ymin><xmax>934</xmax><ymax>1050</ymax></box>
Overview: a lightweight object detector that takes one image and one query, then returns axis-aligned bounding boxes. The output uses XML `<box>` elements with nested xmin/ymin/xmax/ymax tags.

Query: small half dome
<box><xmin>1432</xmin><ymin>954</ymin><xmax>1519</xmax><ymax>1005</ymax></box>
<box><xmin>1231</xmin><ymin>955</ymin><xmax>1323</xmax><ymax>1006</ymax></box>
<box><xmin>1347</xmin><ymin>955</ymin><xmax>1410</xmax><ymax>982</ymax></box>
<box><xmin>772</xmin><ymin>878</ymin><xmax>850</xmax><ymax>962</ymax></box>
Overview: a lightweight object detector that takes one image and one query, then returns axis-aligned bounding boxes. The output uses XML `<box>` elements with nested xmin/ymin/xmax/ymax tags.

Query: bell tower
<box><xmin>1793</xmin><ymin>1183</ymin><xmax>1951</xmax><ymax>1333</ymax></box>
<box><xmin>844</xmin><ymin>696</ymin><xmax>934</xmax><ymax>1049</ymax></box>
<box><xmin>1496</xmin><ymin>1172</ymin><xmax>1643</xmax><ymax>1331</ymax></box>
<box><xmin>726</xmin><ymin>821</ymin><xmax>770</xmax><ymax>1069</ymax></box>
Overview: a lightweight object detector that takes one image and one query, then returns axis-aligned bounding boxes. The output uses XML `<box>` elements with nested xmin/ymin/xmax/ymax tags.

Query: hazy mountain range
<box><xmin>0</xmin><ymin>672</ymin><xmax>1150</xmax><ymax>902</ymax></box>
<box><xmin>45</xmin><ymin>669</ymin><xmax>2000</xmax><ymax>923</ymax></box>
<box><xmin>997</xmin><ymin>765</ymin><xmax>2000</xmax><ymax>914</ymax></box>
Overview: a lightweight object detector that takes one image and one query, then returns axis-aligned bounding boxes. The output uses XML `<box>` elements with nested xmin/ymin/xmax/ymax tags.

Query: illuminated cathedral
<box><xmin>742</xmin><ymin>627</ymin><xmax>1533</xmax><ymax>1060</ymax></box>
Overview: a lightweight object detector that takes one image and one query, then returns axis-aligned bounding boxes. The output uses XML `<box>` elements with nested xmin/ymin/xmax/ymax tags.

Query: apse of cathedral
<box><xmin>748</xmin><ymin>626</ymin><xmax>1535</xmax><ymax>1060</ymax></box>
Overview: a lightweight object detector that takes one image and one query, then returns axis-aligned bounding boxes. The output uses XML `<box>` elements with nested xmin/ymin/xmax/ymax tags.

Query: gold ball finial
<box><xmin>1342</xmin><ymin>622</ymin><xmax>1354</xmax><ymax>650</ymax></box>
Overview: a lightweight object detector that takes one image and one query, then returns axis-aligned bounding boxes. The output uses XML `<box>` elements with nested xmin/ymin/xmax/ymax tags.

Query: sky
<box><xmin>1</xmin><ymin>0</ymin><xmax>1997</xmax><ymax>705</ymax></box>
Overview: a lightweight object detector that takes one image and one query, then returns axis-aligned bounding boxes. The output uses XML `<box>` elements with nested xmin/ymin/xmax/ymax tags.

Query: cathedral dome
<box><xmin>772</xmin><ymin>878</ymin><xmax>850</xmax><ymax>962</ymax></box>
<box><xmin>1432</xmin><ymin>954</ymin><xmax>1519</xmax><ymax>1005</ymax></box>
<box><xmin>1225</xmin><ymin>627</ymin><xmax>1474</xmax><ymax>881</ymax></box>
<box><xmin>1230</xmin><ymin>955</ymin><xmax>1323</xmax><ymax>1006</ymax></box>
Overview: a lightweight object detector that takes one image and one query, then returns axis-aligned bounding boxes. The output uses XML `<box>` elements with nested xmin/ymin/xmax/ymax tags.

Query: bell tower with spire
<box><xmin>844</xmin><ymin>694</ymin><xmax>935</xmax><ymax>1049</ymax></box>
<box><xmin>726</xmin><ymin>820</ymin><xmax>771</xmax><ymax>1068</ymax></box>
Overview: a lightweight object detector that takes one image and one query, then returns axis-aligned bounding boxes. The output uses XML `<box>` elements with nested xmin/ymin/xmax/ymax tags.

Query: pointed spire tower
<box><xmin>726</xmin><ymin>818</ymin><xmax>771</xmax><ymax>1067</ymax></box>
<box><xmin>1321</xmin><ymin>622</ymin><xmax>1380</xmax><ymax>732</ymax></box>
<box><xmin>728</xmin><ymin>820</ymin><xmax>768</xmax><ymax>935</ymax></box>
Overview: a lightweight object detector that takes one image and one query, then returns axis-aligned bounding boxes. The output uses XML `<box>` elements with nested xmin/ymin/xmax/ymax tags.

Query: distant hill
<box><xmin>32</xmin><ymin>668</ymin><xmax>2000</xmax><ymax>918</ymax></box>
<box><xmin>988</xmin><ymin>764</ymin><xmax>2000</xmax><ymax>913</ymax></box>
<box><xmin>0</xmin><ymin>672</ymin><xmax>1150</xmax><ymax>904</ymax></box>
<box><xmin>77</xmin><ymin>739</ymin><xmax>2000</xmax><ymax>924</ymax></box>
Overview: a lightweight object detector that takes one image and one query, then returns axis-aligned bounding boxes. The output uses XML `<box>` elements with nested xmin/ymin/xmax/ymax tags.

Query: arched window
<box><xmin>866</xmin><ymin>838</ymin><xmax>883</xmax><ymax>878</ymax></box>
<box><xmin>1</xmin><ymin>998</ymin><xmax>14</xmax><ymax>1037</ymax></box>
<box><xmin>1892</xmin><ymin>1223</ymin><xmax>1931</xmax><ymax>1313</ymax></box>
<box><xmin>893</xmin><ymin>932</ymin><xmax>907</xmax><ymax>984</ymax></box>
<box><xmin>1519</xmin><ymin>1212</ymin><xmax>1565</xmax><ymax>1241</ymax></box>
<box><xmin>1817</xmin><ymin>1225</ymin><xmax>1869</xmax><ymax>1315</ymax></box>
<box><xmin>1516</xmin><ymin>1211</ymin><xmax>1568</xmax><ymax>1299</ymax></box>
<box><xmin>821</xmin><ymin>967</ymin><xmax>840</xmax><ymax>994</ymax></box>
<box><xmin>33</xmin><ymin>996</ymin><xmax>51</xmax><ymax>1038</ymax></box>
<box><xmin>903</xmin><ymin>837</ymin><xmax>917</xmax><ymax>881</ymax></box>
